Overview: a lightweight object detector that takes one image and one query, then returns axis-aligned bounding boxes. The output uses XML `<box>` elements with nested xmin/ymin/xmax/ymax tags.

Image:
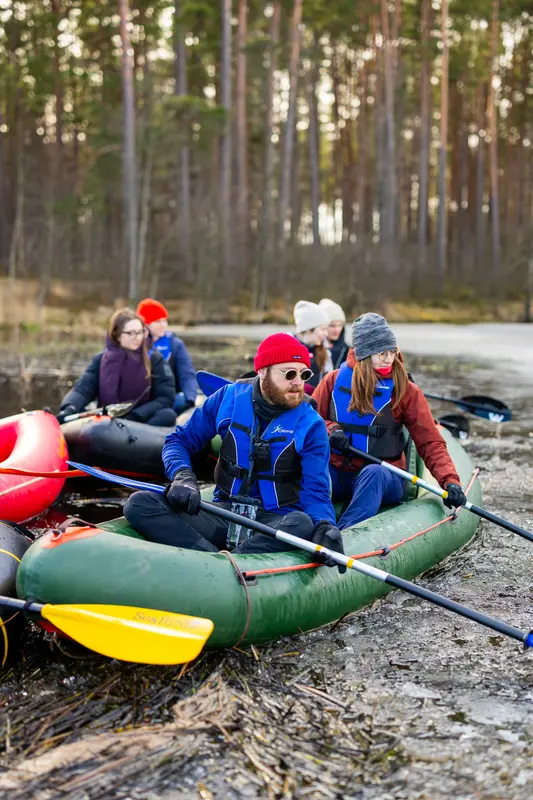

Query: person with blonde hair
<box><xmin>293</xmin><ymin>300</ymin><xmax>332</xmax><ymax>393</ymax></box>
<box><xmin>319</xmin><ymin>298</ymin><xmax>349</xmax><ymax>368</ymax></box>
<box><xmin>313</xmin><ymin>313</ymin><xmax>466</xmax><ymax>529</ymax></box>
<box><xmin>57</xmin><ymin>308</ymin><xmax>176</xmax><ymax>427</ymax></box>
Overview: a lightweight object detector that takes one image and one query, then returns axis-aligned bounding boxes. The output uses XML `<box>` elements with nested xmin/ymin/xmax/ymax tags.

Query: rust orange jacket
<box><xmin>312</xmin><ymin>349</ymin><xmax>461</xmax><ymax>488</ymax></box>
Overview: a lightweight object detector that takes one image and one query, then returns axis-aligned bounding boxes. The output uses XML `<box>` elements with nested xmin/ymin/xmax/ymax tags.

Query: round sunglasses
<box><xmin>275</xmin><ymin>367</ymin><xmax>314</xmax><ymax>382</ymax></box>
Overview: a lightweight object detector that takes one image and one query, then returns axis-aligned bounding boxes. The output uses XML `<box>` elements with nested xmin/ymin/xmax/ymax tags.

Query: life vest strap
<box><xmin>218</xmin><ymin>457</ymin><xmax>248</xmax><ymax>481</ymax></box>
<box><xmin>231</xmin><ymin>421</ymin><xmax>252</xmax><ymax>434</ymax></box>
<box><xmin>218</xmin><ymin>457</ymin><xmax>297</xmax><ymax>485</ymax></box>
<box><xmin>340</xmin><ymin>423</ymin><xmax>388</xmax><ymax>437</ymax></box>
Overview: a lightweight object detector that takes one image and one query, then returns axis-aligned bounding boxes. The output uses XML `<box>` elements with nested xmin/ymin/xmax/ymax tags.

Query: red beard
<box><xmin>261</xmin><ymin>371</ymin><xmax>305</xmax><ymax>408</ymax></box>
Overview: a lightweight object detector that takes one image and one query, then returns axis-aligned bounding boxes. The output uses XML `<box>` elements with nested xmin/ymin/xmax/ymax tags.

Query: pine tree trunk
<box><xmin>307</xmin><ymin>52</ymin><xmax>321</xmax><ymax>247</ymax></box>
<box><xmin>174</xmin><ymin>0</ymin><xmax>192</xmax><ymax>278</ymax></box>
<box><xmin>8</xmin><ymin>117</ymin><xmax>24</xmax><ymax>281</ymax></box>
<box><xmin>380</xmin><ymin>0</ymin><xmax>397</xmax><ymax>268</ymax></box>
<box><xmin>487</xmin><ymin>0</ymin><xmax>501</xmax><ymax>297</ymax></box>
<box><xmin>255</xmin><ymin>1</ymin><xmax>281</xmax><ymax>311</ymax></box>
<box><xmin>417</xmin><ymin>0</ymin><xmax>431</xmax><ymax>280</ymax></box>
<box><xmin>118</xmin><ymin>0</ymin><xmax>138</xmax><ymax>301</ymax></box>
<box><xmin>220</xmin><ymin>0</ymin><xmax>233</xmax><ymax>280</ymax></box>
<box><xmin>236</xmin><ymin>0</ymin><xmax>249</xmax><ymax>275</ymax></box>
<box><xmin>476</xmin><ymin>86</ymin><xmax>486</xmax><ymax>275</ymax></box>
<box><xmin>278</xmin><ymin>0</ymin><xmax>303</xmax><ymax>247</ymax></box>
<box><xmin>0</xmin><ymin>108</ymin><xmax>7</xmax><ymax>261</ymax></box>
<box><xmin>436</xmin><ymin>0</ymin><xmax>449</xmax><ymax>293</ymax></box>
<box><xmin>372</xmin><ymin>16</ymin><xmax>386</xmax><ymax>243</ymax></box>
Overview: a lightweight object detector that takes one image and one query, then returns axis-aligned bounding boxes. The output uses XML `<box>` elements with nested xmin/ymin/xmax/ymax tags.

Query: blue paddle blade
<box><xmin>196</xmin><ymin>371</ymin><xmax>232</xmax><ymax>398</ymax></box>
<box><xmin>67</xmin><ymin>461</ymin><xmax>165</xmax><ymax>495</ymax></box>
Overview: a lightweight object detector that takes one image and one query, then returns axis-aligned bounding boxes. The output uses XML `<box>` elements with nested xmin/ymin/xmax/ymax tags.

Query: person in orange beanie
<box><xmin>137</xmin><ymin>298</ymin><xmax>198</xmax><ymax>414</ymax></box>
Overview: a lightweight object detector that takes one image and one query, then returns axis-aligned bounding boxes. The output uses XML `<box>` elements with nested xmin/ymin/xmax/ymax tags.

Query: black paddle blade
<box><xmin>439</xmin><ymin>414</ymin><xmax>469</xmax><ymax>440</ymax></box>
<box><xmin>458</xmin><ymin>395</ymin><xmax>512</xmax><ymax>423</ymax></box>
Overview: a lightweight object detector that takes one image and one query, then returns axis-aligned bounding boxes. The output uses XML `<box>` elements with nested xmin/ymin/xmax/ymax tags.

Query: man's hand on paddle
<box><xmin>311</xmin><ymin>521</ymin><xmax>346</xmax><ymax>574</ymax></box>
<box><xmin>166</xmin><ymin>469</ymin><xmax>201</xmax><ymax>515</ymax></box>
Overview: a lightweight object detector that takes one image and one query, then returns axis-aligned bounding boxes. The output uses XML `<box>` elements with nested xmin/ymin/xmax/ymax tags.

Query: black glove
<box><xmin>56</xmin><ymin>404</ymin><xmax>76</xmax><ymax>424</ymax></box>
<box><xmin>443</xmin><ymin>483</ymin><xmax>466</xmax><ymax>509</ymax></box>
<box><xmin>329</xmin><ymin>427</ymin><xmax>351</xmax><ymax>456</ymax></box>
<box><xmin>165</xmin><ymin>469</ymin><xmax>201</xmax><ymax>515</ymax></box>
<box><xmin>311</xmin><ymin>521</ymin><xmax>346</xmax><ymax>574</ymax></box>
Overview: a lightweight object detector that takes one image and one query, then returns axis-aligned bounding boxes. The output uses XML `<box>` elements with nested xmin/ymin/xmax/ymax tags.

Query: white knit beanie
<box><xmin>293</xmin><ymin>301</ymin><xmax>329</xmax><ymax>334</ymax></box>
<box><xmin>319</xmin><ymin>298</ymin><xmax>346</xmax><ymax>323</ymax></box>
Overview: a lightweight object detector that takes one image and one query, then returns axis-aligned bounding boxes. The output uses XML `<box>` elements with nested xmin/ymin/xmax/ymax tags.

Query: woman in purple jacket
<box><xmin>57</xmin><ymin>309</ymin><xmax>176</xmax><ymax>427</ymax></box>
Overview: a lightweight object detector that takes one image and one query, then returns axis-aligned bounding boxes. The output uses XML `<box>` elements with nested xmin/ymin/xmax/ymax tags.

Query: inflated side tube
<box><xmin>61</xmin><ymin>410</ymin><xmax>209</xmax><ymax>480</ymax></box>
<box><xmin>0</xmin><ymin>521</ymin><xmax>32</xmax><ymax>666</ymax></box>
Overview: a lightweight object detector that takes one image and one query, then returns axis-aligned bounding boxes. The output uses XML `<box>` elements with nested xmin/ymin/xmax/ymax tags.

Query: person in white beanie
<box><xmin>293</xmin><ymin>301</ymin><xmax>332</xmax><ymax>393</ymax></box>
<box><xmin>319</xmin><ymin>298</ymin><xmax>349</xmax><ymax>369</ymax></box>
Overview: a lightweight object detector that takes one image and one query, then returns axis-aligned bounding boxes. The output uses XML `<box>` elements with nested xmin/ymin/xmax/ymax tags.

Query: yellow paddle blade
<box><xmin>40</xmin><ymin>603</ymin><xmax>214</xmax><ymax>665</ymax></box>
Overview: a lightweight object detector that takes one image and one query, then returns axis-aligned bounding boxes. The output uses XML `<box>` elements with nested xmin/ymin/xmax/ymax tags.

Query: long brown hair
<box><xmin>108</xmin><ymin>308</ymin><xmax>151</xmax><ymax>378</ymax></box>
<box><xmin>347</xmin><ymin>356</ymin><xmax>408</xmax><ymax>415</ymax></box>
<box><xmin>313</xmin><ymin>343</ymin><xmax>329</xmax><ymax>374</ymax></box>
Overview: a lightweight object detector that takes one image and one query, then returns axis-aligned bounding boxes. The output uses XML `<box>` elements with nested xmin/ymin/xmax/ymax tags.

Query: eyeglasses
<box><xmin>375</xmin><ymin>349</ymin><xmax>397</xmax><ymax>361</ymax></box>
<box><xmin>121</xmin><ymin>329</ymin><xmax>145</xmax><ymax>338</ymax></box>
<box><xmin>275</xmin><ymin>367</ymin><xmax>314</xmax><ymax>382</ymax></box>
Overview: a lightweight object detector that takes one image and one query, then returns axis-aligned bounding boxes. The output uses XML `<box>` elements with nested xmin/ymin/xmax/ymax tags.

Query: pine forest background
<box><xmin>1</xmin><ymin>0</ymin><xmax>533</xmax><ymax>322</ymax></box>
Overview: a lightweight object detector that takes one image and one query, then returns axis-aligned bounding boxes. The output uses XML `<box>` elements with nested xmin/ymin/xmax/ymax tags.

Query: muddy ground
<box><xmin>1</xmin><ymin>339</ymin><xmax>533</xmax><ymax>799</ymax></box>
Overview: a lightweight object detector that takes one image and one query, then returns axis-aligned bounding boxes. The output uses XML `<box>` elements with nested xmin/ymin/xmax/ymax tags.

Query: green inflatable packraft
<box><xmin>17</xmin><ymin>429</ymin><xmax>481</xmax><ymax>648</ymax></box>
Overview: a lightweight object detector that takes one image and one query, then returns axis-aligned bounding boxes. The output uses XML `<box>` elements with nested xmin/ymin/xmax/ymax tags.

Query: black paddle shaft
<box><xmin>424</xmin><ymin>393</ymin><xmax>491</xmax><ymax>411</ymax></box>
<box><xmin>467</xmin><ymin>504</ymin><xmax>533</xmax><ymax>544</ymax></box>
<box><xmin>0</xmin><ymin>596</ymin><xmax>44</xmax><ymax>614</ymax></box>
<box><xmin>198</xmin><ymin>501</ymin><xmax>533</xmax><ymax>648</ymax></box>
<box><xmin>384</xmin><ymin>574</ymin><xmax>532</xmax><ymax>646</ymax></box>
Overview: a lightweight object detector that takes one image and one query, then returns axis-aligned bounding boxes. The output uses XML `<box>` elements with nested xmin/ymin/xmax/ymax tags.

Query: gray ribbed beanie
<box><xmin>352</xmin><ymin>313</ymin><xmax>397</xmax><ymax>360</ymax></box>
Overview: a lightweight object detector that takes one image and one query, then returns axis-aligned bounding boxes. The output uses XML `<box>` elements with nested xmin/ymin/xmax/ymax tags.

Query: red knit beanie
<box><xmin>136</xmin><ymin>298</ymin><xmax>168</xmax><ymax>325</ymax></box>
<box><xmin>254</xmin><ymin>333</ymin><xmax>311</xmax><ymax>371</ymax></box>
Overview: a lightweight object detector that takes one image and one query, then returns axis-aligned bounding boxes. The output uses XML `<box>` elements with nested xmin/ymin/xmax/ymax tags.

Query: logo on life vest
<box><xmin>271</xmin><ymin>425</ymin><xmax>294</xmax><ymax>435</ymax></box>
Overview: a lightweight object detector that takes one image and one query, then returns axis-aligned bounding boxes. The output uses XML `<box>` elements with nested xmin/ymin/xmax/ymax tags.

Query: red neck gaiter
<box><xmin>374</xmin><ymin>366</ymin><xmax>393</xmax><ymax>377</ymax></box>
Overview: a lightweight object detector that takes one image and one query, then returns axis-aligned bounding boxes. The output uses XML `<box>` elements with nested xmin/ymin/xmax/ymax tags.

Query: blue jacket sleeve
<box><xmin>171</xmin><ymin>335</ymin><xmax>198</xmax><ymax>405</ymax></box>
<box><xmin>59</xmin><ymin>354</ymin><xmax>101</xmax><ymax>413</ymax></box>
<box><xmin>299</xmin><ymin>418</ymin><xmax>336</xmax><ymax>526</ymax></box>
<box><xmin>162</xmin><ymin>385</ymin><xmax>229</xmax><ymax>480</ymax></box>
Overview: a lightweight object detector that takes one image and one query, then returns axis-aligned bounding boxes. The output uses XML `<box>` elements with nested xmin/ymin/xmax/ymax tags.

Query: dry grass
<box><xmin>0</xmin><ymin>277</ymin><xmax>529</xmax><ymax>335</ymax></box>
<box><xmin>0</xmin><ymin>640</ymin><xmax>406</xmax><ymax>800</ymax></box>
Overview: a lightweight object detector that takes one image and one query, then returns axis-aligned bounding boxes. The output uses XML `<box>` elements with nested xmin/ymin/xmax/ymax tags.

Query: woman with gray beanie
<box><xmin>312</xmin><ymin>313</ymin><xmax>467</xmax><ymax>529</ymax></box>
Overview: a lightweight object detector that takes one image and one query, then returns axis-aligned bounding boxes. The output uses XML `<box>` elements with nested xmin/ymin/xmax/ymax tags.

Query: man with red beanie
<box><xmin>137</xmin><ymin>298</ymin><xmax>198</xmax><ymax>414</ymax></box>
<box><xmin>124</xmin><ymin>333</ymin><xmax>345</xmax><ymax>566</ymax></box>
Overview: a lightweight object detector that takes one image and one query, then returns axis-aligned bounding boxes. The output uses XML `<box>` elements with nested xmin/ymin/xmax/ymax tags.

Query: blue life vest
<box><xmin>150</xmin><ymin>333</ymin><xmax>173</xmax><ymax>363</ymax></box>
<box><xmin>214</xmin><ymin>383</ymin><xmax>317</xmax><ymax>511</ymax></box>
<box><xmin>329</xmin><ymin>363</ymin><xmax>406</xmax><ymax>459</ymax></box>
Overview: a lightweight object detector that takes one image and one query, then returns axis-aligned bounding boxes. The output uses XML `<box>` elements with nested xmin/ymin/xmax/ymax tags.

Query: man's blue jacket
<box><xmin>162</xmin><ymin>383</ymin><xmax>336</xmax><ymax>526</ymax></box>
